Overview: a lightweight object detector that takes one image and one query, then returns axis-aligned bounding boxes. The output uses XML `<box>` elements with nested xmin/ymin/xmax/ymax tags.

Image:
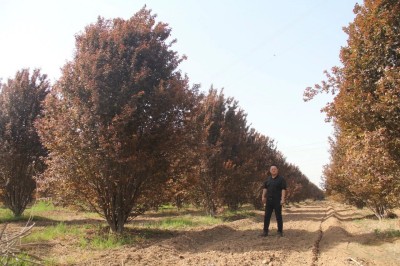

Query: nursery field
<box><xmin>1</xmin><ymin>200</ymin><xmax>399</xmax><ymax>265</ymax></box>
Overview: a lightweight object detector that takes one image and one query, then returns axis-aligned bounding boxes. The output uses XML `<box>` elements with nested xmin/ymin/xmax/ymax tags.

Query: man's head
<box><xmin>270</xmin><ymin>165</ymin><xmax>278</xmax><ymax>177</ymax></box>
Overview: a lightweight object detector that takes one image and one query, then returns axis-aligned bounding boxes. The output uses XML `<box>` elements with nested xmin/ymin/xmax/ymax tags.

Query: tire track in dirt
<box><xmin>316</xmin><ymin>203</ymin><xmax>368</xmax><ymax>266</ymax></box>
<box><xmin>311</xmin><ymin>204</ymin><xmax>331</xmax><ymax>266</ymax></box>
<box><xmin>313</xmin><ymin>203</ymin><xmax>362</xmax><ymax>266</ymax></box>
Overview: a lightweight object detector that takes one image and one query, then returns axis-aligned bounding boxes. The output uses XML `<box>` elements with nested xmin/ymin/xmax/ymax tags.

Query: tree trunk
<box><xmin>4</xmin><ymin>184</ymin><xmax>34</xmax><ymax>217</ymax></box>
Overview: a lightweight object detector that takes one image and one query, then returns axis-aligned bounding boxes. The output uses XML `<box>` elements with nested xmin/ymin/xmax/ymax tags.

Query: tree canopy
<box><xmin>304</xmin><ymin>0</ymin><xmax>400</xmax><ymax>218</ymax></box>
<box><xmin>37</xmin><ymin>8</ymin><xmax>193</xmax><ymax>233</ymax></box>
<box><xmin>0</xmin><ymin>69</ymin><xmax>49</xmax><ymax>216</ymax></box>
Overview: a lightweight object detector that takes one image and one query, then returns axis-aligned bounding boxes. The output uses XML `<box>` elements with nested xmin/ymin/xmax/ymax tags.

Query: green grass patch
<box><xmin>219</xmin><ymin>209</ymin><xmax>256</xmax><ymax>222</ymax></box>
<box><xmin>79</xmin><ymin>224</ymin><xmax>144</xmax><ymax>250</ymax></box>
<box><xmin>80</xmin><ymin>233</ymin><xmax>140</xmax><ymax>250</ymax></box>
<box><xmin>0</xmin><ymin>201</ymin><xmax>58</xmax><ymax>222</ymax></box>
<box><xmin>374</xmin><ymin>228</ymin><xmax>400</xmax><ymax>238</ymax></box>
<box><xmin>0</xmin><ymin>253</ymin><xmax>38</xmax><ymax>266</ymax></box>
<box><xmin>133</xmin><ymin>206</ymin><xmax>256</xmax><ymax>229</ymax></box>
<box><xmin>0</xmin><ymin>208</ymin><xmax>28</xmax><ymax>222</ymax></box>
<box><xmin>23</xmin><ymin>222</ymin><xmax>84</xmax><ymax>243</ymax></box>
<box><xmin>22</xmin><ymin>221</ymin><xmax>138</xmax><ymax>250</ymax></box>
<box><xmin>29</xmin><ymin>200</ymin><xmax>56</xmax><ymax>212</ymax></box>
<box><xmin>135</xmin><ymin>215</ymin><xmax>222</xmax><ymax>230</ymax></box>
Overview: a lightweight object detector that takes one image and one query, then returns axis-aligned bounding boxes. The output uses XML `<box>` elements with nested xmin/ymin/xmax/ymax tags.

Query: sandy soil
<box><xmin>20</xmin><ymin>201</ymin><xmax>400</xmax><ymax>265</ymax></box>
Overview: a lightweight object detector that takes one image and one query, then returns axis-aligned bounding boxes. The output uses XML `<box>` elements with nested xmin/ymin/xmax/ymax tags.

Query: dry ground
<box><xmin>10</xmin><ymin>200</ymin><xmax>400</xmax><ymax>265</ymax></box>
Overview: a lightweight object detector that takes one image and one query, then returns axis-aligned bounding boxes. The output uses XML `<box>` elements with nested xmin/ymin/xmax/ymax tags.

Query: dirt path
<box><xmin>24</xmin><ymin>201</ymin><xmax>400</xmax><ymax>265</ymax></box>
<box><xmin>317</xmin><ymin>203</ymin><xmax>400</xmax><ymax>266</ymax></box>
<box><xmin>85</xmin><ymin>200</ymin><xmax>400</xmax><ymax>266</ymax></box>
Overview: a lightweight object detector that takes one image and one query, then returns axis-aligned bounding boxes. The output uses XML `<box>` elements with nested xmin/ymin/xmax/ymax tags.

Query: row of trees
<box><xmin>1</xmin><ymin>8</ymin><xmax>322</xmax><ymax>233</ymax></box>
<box><xmin>304</xmin><ymin>0</ymin><xmax>400</xmax><ymax>219</ymax></box>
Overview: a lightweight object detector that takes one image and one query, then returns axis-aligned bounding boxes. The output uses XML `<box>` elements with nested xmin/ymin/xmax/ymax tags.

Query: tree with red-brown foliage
<box><xmin>244</xmin><ymin>130</ymin><xmax>277</xmax><ymax>209</ymax></box>
<box><xmin>36</xmin><ymin>8</ymin><xmax>194</xmax><ymax>233</ymax></box>
<box><xmin>0</xmin><ymin>69</ymin><xmax>49</xmax><ymax>216</ymax></box>
<box><xmin>190</xmin><ymin>88</ymin><xmax>227</xmax><ymax>216</ymax></box>
<box><xmin>305</xmin><ymin>0</ymin><xmax>400</xmax><ymax>218</ymax></box>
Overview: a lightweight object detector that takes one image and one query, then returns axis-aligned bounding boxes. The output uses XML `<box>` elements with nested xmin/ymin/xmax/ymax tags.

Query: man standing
<box><xmin>261</xmin><ymin>165</ymin><xmax>287</xmax><ymax>237</ymax></box>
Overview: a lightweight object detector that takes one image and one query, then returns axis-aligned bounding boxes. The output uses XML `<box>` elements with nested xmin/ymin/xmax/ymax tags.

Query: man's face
<box><xmin>270</xmin><ymin>166</ymin><xmax>278</xmax><ymax>176</ymax></box>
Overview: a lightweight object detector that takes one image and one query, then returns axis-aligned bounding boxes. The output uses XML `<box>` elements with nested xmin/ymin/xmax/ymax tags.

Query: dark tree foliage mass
<box><xmin>0</xmin><ymin>69</ymin><xmax>49</xmax><ymax>216</ymax></box>
<box><xmin>37</xmin><ymin>9</ymin><xmax>193</xmax><ymax>233</ymax></box>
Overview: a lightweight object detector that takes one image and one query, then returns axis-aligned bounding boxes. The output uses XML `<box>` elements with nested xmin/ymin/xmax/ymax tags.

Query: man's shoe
<box><xmin>278</xmin><ymin>231</ymin><xmax>283</xmax><ymax>237</ymax></box>
<box><xmin>260</xmin><ymin>231</ymin><xmax>268</xmax><ymax>237</ymax></box>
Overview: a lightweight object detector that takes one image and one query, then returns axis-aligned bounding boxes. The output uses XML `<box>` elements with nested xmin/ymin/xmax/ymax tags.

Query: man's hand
<box><xmin>261</xmin><ymin>188</ymin><xmax>267</xmax><ymax>205</ymax></box>
<box><xmin>280</xmin><ymin>199</ymin><xmax>285</xmax><ymax>205</ymax></box>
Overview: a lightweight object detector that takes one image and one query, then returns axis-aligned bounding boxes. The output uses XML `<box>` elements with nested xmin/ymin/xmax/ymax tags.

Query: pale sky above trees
<box><xmin>0</xmin><ymin>0</ymin><xmax>359</xmax><ymax>187</ymax></box>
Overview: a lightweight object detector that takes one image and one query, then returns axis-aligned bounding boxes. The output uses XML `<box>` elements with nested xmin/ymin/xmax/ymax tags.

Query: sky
<box><xmin>0</xmin><ymin>0</ymin><xmax>360</xmax><ymax>187</ymax></box>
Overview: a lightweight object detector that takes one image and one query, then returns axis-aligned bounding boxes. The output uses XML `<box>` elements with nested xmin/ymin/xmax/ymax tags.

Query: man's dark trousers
<box><xmin>263</xmin><ymin>199</ymin><xmax>283</xmax><ymax>233</ymax></box>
